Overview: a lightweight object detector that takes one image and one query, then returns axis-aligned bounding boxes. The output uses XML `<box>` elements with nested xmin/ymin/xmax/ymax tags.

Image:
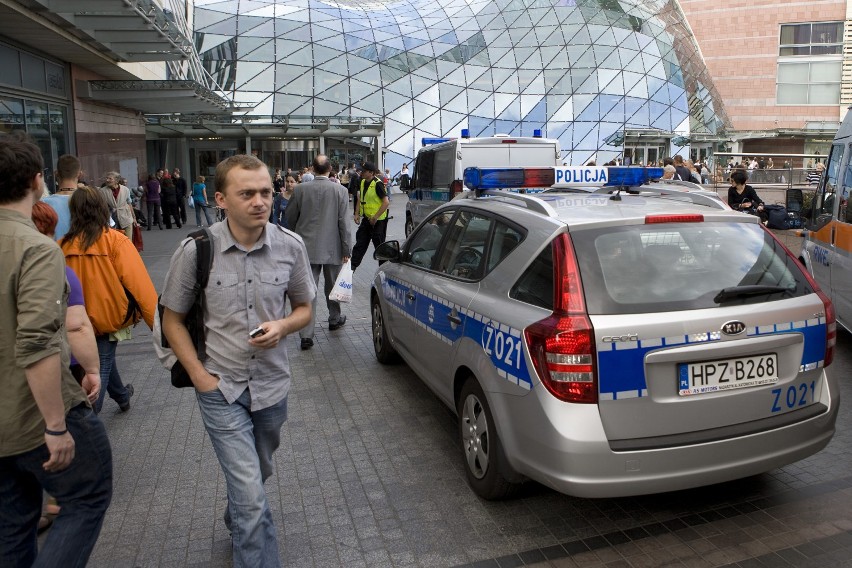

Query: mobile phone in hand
<box><xmin>249</xmin><ymin>326</ymin><xmax>266</xmax><ymax>338</ymax></box>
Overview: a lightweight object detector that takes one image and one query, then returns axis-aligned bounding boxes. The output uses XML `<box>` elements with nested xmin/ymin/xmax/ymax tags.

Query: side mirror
<box><xmin>374</xmin><ymin>240</ymin><xmax>401</xmax><ymax>262</ymax></box>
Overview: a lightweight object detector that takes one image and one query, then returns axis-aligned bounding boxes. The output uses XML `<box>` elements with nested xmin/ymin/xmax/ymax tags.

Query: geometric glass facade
<box><xmin>195</xmin><ymin>0</ymin><xmax>730</xmax><ymax>169</ymax></box>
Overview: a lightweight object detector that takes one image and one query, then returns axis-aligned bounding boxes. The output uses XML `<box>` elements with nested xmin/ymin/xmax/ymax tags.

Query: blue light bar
<box><xmin>533</xmin><ymin>129</ymin><xmax>542</xmax><ymax>138</ymax></box>
<box><xmin>463</xmin><ymin>166</ymin><xmax>665</xmax><ymax>191</ymax></box>
<box><xmin>421</xmin><ymin>137</ymin><xmax>453</xmax><ymax>146</ymax></box>
<box><xmin>604</xmin><ymin>167</ymin><xmax>664</xmax><ymax>186</ymax></box>
<box><xmin>461</xmin><ymin>128</ymin><xmax>470</xmax><ymax>139</ymax></box>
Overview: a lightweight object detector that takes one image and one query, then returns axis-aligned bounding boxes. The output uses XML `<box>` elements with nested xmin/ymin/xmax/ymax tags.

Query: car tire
<box><xmin>458</xmin><ymin>377</ymin><xmax>518</xmax><ymax>500</ymax></box>
<box><xmin>405</xmin><ymin>214</ymin><xmax>414</xmax><ymax>238</ymax></box>
<box><xmin>371</xmin><ymin>295</ymin><xmax>399</xmax><ymax>364</ymax></box>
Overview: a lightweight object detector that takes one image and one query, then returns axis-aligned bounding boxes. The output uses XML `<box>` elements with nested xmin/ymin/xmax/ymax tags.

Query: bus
<box><xmin>800</xmin><ymin>122</ymin><xmax>852</xmax><ymax>331</ymax></box>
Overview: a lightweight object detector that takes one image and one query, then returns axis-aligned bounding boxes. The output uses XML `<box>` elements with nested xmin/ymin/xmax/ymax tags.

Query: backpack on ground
<box><xmin>764</xmin><ymin>204</ymin><xmax>789</xmax><ymax>230</ymax></box>
<box><xmin>152</xmin><ymin>228</ymin><xmax>213</xmax><ymax>388</ymax></box>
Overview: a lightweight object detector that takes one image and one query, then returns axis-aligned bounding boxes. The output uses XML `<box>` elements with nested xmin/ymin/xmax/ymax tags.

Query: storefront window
<box><xmin>25</xmin><ymin>100</ymin><xmax>54</xmax><ymax>189</ymax></box>
<box><xmin>0</xmin><ymin>96</ymin><xmax>24</xmax><ymax>134</ymax></box>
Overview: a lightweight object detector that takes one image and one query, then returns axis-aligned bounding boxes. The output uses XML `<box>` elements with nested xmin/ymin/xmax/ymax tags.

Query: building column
<box><xmin>246</xmin><ymin>134</ymin><xmax>252</xmax><ymax>155</ymax></box>
<box><xmin>319</xmin><ymin>135</ymin><xmax>325</xmax><ymax>155</ymax></box>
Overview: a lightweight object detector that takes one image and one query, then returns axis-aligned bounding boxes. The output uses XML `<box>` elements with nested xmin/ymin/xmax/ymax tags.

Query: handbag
<box><xmin>187</xmin><ymin>195</ymin><xmax>195</xmax><ymax>209</ymax></box>
<box><xmin>329</xmin><ymin>261</ymin><xmax>353</xmax><ymax>303</ymax></box>
<box><xmin>132</xmin><ymin>224</ymin><xmax>144</xmax><ymax>252</ymax></box>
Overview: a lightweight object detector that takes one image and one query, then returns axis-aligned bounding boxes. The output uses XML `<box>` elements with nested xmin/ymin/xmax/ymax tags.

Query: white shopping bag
<box><xmin>329</xmin><ymin>261</ymin><xmax>353</xmax><ymax>303</ymax></box>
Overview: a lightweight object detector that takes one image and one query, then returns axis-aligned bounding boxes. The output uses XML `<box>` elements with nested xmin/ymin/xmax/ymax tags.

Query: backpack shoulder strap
<box><xmin>188</xmin><ymin>228</ymin><xmax>214</xmax><ymax>291</ymax></box>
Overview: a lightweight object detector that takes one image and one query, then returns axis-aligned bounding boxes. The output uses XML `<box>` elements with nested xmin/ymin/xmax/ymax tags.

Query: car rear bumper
<box><xmin>491</xmin><ymin>373</ymin><xmax>839</xmax><ymax>499</ymax></box>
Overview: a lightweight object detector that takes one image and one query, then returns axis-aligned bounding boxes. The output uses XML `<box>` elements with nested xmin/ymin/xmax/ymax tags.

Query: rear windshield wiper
<box><xmin>713</xmin><ymin>285</ymin><xmax>794</xmax><ymax>304</ymax></box>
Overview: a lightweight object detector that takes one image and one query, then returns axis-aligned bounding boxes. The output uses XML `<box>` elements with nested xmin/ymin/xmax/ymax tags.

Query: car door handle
<box><xmin>406</xmin><ymin>291</ymin><xmax>416</xmax><ymax>301</ymax></box>
<box><xmin>447</xmin><ymin>314</ymin><xmax>462</xmax><ymax>325</ymax></box>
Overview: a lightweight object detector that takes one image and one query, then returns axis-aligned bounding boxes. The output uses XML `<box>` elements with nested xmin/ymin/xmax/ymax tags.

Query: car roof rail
<box><xmin>563</xmin><ymin>183</ymin><xmax>729</xmax><ymax>210</ymax></box>
<box><xmin>457</xmin><ymin>188</ymin><xmax>559</xmax><ymax>217</ymax></box>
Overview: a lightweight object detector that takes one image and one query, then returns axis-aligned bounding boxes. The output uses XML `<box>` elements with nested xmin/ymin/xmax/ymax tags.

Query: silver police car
<box><xmin>370</xmin><ymin>166</ymin><xmax>838</xmax><ymax>499</ymax></box>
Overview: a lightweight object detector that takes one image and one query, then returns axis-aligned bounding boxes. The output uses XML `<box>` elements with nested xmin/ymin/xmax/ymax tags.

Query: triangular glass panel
<box><xmin>384</xmin><ymin>76</ymin><xmax>412</xmax><ymax>97</ymax></box>
<box><xmin>472</xmin><ymin>95</ymin><xmax>494</xmax><ymax>118</ymax></box>
<box><xmin>273</xmin><ymin>94</ymin><xmax>311</xmax><ymax>116</ymax></box>
<box><xmin>438</xmin><ymin>82</ymin><xmax>466</xmax><ymax>106</ymax></box>
<box><xmin>598</xmin><ymin>69</ymin><xmax>623</xmax><ymax>96</ymax></box>
<box><xmin>414</xmin><ymin>108</ymin><xmax>441</xmax><ymax>136</ymax></box>
<box><xmin>199</xmin><ymin>16</ymin><xmax>237</xmax><ymax>36</ymax></box>
<box><xmin>381</xmin><ymin>89</ymin><xmax>409</xmax><ymax>114</ymax></box>
<box><xmin>244</xmin><ymin>19</ymin><xmax>275</xmax><ymax>38</ymax></box>
<box><xmin>548</xmin><ymin>96</ymin><xmax>574</xmax><ymax>122</ymax></box>
<box><xmin>195</xmin><ymin>8</ymin><xmax>232</xmax><ymax>30</ymax></box>
<box><xmin>279</xmin><ymin>26</ymin><xmax>312</xmax><ymax>42</ymax></box>
<box><xmin>351</xmin><ymin>90</ymin><xmax>382</xmax><ymax>113</ymax></box>
<box><xmin>275</xmin><ymin>39</ymin><xmax>309</xmax><ymax>59</ymax></box>
<box><xmin>342</xmin><ymin>54</ymin><xmax>372</xmax><ymax>76</ymax></box>
<box><xmin>495</xmin><ymin>93</ymin><xmax>519</xmax><ymax>120</ymax></box>
<box><xmin>382</xmin><ymin>119</ymin><xmax>411</xmax><ymax>147</ymax></box>
<box><xmin>521</xmin><ymin>97</ymin><xmax>546</xmax><ymax>122</ymax></box>
<box><xmin>198</xmin><ymin>34</ymin><xmax>233</xmax><ymax>55</ymax></box>
<box><xmin>317</xmin><ymin>82</ymin><xmax>350</xmax><ymax>104</ymax></box>
<box><xmin>388</xmin><ymin>101</ymin><xmax>415</xmax><ymax>126</ymax></box>
<box><xmin>312</xmin><ymin>98</ymin><xmax>346</xmax><ymax>116</ymax></box>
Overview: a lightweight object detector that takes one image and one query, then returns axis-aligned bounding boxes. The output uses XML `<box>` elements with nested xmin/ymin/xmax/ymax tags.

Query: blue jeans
<box><xmin>194</xmin><ymin>202</ymin><xmax>213</xmax><ymax>226</ymax></box>
<box><xmin>94</xmin><ymin>335</ymin><xmax>131</xmax><ymax>414</ymax></box>
<box><xmin>196</xmin><ymin>387</ymin><xmax>287</xmax><ymax>568</ymax></box>
<box><xmin>0</xmin><ymin>403</ymin><xmax>112</xmax><ymax>568</ymax></box>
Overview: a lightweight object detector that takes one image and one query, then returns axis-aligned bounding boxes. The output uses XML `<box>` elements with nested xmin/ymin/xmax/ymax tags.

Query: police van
<box><xmin>801</xmin><ymin>115</ymin><xmax>852</xmax><ymax>332</ymax></box>
<box><xmin>404</xmin><ymin>130</ymin><xmax>561</xmax><ymax>236</ymax></box>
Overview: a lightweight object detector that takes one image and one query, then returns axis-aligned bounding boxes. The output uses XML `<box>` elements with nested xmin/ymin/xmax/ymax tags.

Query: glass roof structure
<box><xmin>195</xmin><ymin>0</ymin><xmax>730</xmax><ymax>168</ymax></box>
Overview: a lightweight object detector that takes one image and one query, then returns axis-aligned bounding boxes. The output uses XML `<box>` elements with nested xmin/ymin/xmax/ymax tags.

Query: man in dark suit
<box><xmin>172</xmin><ymin>168</ymin><xmax>188</xmax><ymax>225</ymax></box>
<box><xmin>285</xmin><ymin>154</ymin><xmax>352</xmax><ymax>350</ymax></box>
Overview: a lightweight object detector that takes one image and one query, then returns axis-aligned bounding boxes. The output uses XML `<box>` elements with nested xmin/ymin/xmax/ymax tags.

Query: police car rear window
<box><xmin>571</xmin><ymin>222</ymin><xmax>814</xmax><ymax>315</ymax></box>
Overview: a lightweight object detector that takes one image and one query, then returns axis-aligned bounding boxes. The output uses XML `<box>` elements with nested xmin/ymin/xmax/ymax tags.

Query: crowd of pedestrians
<box><xmin>1</xmin><ymin>127</ymin><xmax>402</xmax><ymax>567</ymax></box>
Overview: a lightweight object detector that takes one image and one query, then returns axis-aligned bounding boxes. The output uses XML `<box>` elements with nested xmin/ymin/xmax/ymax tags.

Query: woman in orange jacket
<box><xmin>61</xmin><ymin>187</ymin><xmax>157</xmax><ymax>414</ymax></box>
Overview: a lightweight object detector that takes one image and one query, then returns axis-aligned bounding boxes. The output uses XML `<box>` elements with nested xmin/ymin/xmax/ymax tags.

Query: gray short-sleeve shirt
<box><xmin>161</xmin><ymin>221</ymin><xmax>316</xmax><ymax>410</ymax></box>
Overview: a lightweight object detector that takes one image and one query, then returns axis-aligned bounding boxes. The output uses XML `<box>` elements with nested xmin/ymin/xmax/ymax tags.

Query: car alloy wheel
<box><xmin>461</xmin><ymin>391</ymin><xmax>490</xmax><ymax>479</ymax></box>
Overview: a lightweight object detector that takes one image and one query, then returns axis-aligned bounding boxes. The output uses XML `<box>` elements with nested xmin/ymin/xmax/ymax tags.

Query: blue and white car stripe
<box><xmin>381</xmin><ymin>276</ymin><xmax>827</xmax><ymax>402</ymax></box>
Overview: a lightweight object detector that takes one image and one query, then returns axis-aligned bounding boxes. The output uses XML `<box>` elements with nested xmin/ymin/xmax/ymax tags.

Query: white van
<box><xmin>404</xmin><ymin>133</ymin><xmax>561</xmax><ymax>236</ymax></box>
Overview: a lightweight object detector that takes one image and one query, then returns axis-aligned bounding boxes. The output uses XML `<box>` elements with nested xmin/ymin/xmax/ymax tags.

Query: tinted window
<box><xmin>436</xmin><ymin>211</ymin><xmax>492</xmax><ymax>280</ymax></box>
<box><xmin>432</xmin><ymin>148</ymin><xmax>454</xmax><ymax>188</ymax></box>
<box><xmin>415</xmin><ymin>151</ymin><xmax>434</xmax><ymax>189</ymax></box>
<box><xmin>404</xmin><ymin>210</ymin><xmax>454</xmax><ymax>269</ymax></box>
<box><xmin>510</xmin><ymin>243</ymin><xmax>553</xmax><ymax>310</ymax></box>
<box><xmin>572</xmin><ymin>223</ymin><xmax>814</xmax><ymax>314</ymax></box>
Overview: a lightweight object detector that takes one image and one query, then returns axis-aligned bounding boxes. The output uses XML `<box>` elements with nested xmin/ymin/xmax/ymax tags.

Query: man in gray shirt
<box><xmin>285</xmin><ymin>154</ymin><xmax>352</xmax><ymax>350</ymax></box>
<box><xmin>161</xmin><ymin>154</ymin><xmax>316</xmax><ymax>568</ymax></box>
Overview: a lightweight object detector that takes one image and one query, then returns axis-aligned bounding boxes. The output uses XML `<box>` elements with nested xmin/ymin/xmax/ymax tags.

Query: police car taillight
<box><xmin>524</xmin><ymin>233</ymin><xmax>597</xmax><ymax>404</ymax></box>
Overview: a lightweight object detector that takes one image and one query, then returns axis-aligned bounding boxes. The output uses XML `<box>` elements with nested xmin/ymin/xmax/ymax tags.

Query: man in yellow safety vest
<box><xmin>351</xmin><ymin>162</ymin><xmax>390</xmax><ymax>272</ymax></box>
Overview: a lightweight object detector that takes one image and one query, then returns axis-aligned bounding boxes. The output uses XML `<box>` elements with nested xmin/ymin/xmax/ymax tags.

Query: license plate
<box><xmin>678</xmin><ymin>353</ymin><xmax>778</xmax><ymax>396</ymax></box>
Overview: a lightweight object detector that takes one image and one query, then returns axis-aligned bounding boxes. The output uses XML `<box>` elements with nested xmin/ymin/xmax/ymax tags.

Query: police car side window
<box><xmin>509</xmin><ymin>243</ymin><xmax>553</xmax><ymax>310</ymax></box>
<box><xmin>404</xmin><ymin>210</ymin><xmax>454</xmax><ymax>269</ymax></box>
<box><xmin>486</xmin><ymin>223</ymin><xmax>523</xmax><ymax>273</ymax></box>
<box><xmin>436</xmin><ymin>211</ymin><xmax>492</xmax><ymax>280</ymax></box>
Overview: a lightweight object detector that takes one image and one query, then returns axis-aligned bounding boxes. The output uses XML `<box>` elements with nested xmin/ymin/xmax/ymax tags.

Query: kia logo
<box><xmin>721</xmin><ymin>321</ymin><xmax>746</xmax><ymax>336</ymax></box>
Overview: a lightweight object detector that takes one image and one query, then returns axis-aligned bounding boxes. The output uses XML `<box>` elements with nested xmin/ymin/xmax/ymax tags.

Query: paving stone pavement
<box><xmin>81</xmin><ymin>194</ymin><xmax>852</xmax><ymax>568</ymax></box>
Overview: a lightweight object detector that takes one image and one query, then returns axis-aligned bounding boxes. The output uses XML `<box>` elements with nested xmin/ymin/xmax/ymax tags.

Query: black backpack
<box><xmin>153</xmin><ymin>228</ymin><xmax>214</xmax><ymax>388</ymax></box>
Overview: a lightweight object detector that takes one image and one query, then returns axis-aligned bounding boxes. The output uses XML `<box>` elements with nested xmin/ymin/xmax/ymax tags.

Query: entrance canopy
<box><xmin>145</xmin><ymin>115</ymin><xmax>384</xmax><ymax>140</ymax></box>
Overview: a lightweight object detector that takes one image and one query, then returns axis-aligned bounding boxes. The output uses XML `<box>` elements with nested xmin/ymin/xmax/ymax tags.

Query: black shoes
<box><xmin>329</xmin><ymin>315</ymin><xmax>347</xmax><ymax>330</ymax></box>
<box><xmin>119</xmin><ymin>384</ymin><xmax>134</xmax><ymax>412</ymax></box>
<box><xmin>300</xmin><ymin>338</ymin><xmax>314</xmax><ymax>350</ymax></box>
